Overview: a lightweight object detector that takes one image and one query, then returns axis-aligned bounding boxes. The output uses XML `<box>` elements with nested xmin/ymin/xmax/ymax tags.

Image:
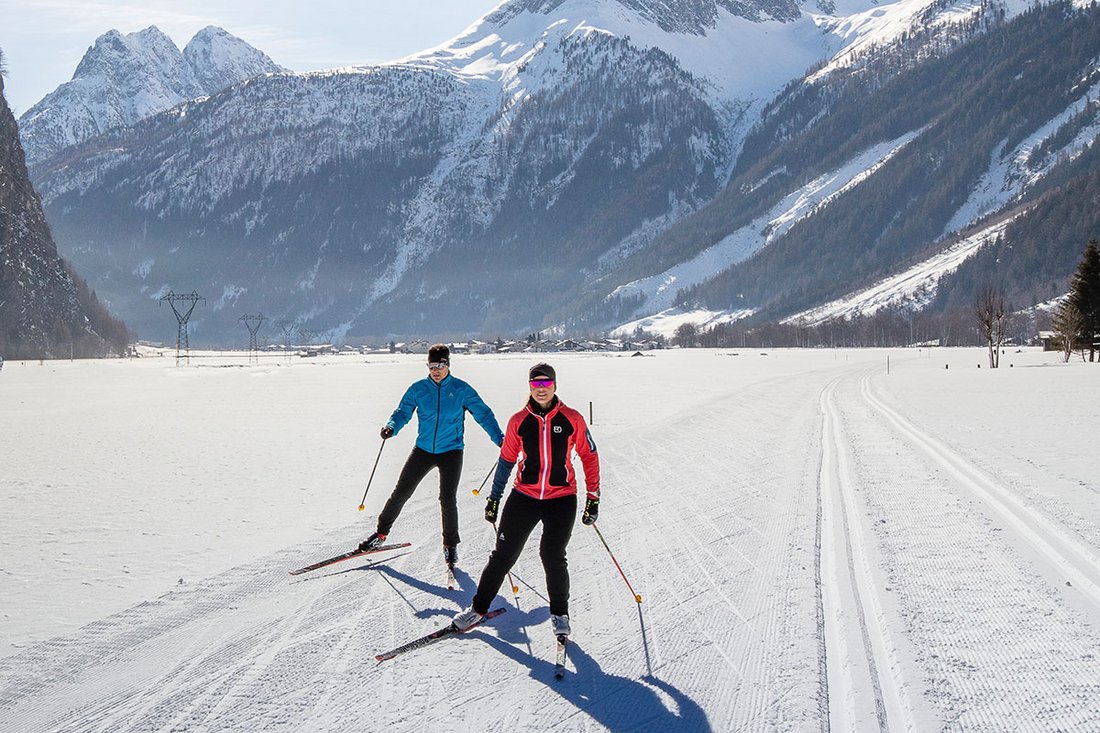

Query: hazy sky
<box><xmin>0</xmin><ymin>0</ymin><xmax>503</xmax><ymax>115</ymax></box>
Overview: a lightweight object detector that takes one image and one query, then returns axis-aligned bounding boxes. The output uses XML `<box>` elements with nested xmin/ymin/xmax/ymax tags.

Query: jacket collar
<box><xmin>527</xmin><ymin>395</ymin><xmax>560</xmax><ymax>417</ymax></box>
<box><xmin>427</xmin><ymin>373</ymin><xmax>453</xmax><ymax>388</ymax></box>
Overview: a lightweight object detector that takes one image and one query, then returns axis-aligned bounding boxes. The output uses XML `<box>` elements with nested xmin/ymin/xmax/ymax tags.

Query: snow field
<box><xmin>2</xmin><ymin>348</ymin><xmax>1099</xmax><ymax>731</ymax></box>
<box><xmin>827</xmin><ymin>366</ymin><xmax>1100</xmax><ymax>730</ymax></box>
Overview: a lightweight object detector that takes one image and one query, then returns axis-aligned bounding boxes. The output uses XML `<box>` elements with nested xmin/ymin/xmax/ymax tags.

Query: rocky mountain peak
<box><xmin>484</xmin><ymin>0</ymin><xmax>802</xmax><ymax>33</ymax></box>
<box><xmin>72</xmin><ymin>26</ymin><xmax>182</xmax><ymax>82</ymax></box>
<box><xmin>18</xmin><ymin>26</ymin><xmax>283</xmax><ymax>165</ymax></box>
<box><xmin>183</xmin><ymin>26</ymin><xmax>285</xmax><ymax>97</ymax></box>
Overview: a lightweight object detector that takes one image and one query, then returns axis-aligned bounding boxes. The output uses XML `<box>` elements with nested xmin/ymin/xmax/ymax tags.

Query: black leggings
<box><xmin>472</xmin><ymin>491</ymin><xmax>577</xmax><ymax>616</ymax></box>
<box><xmin>376</xmin><ymin>447</ymin><xmax>464</xmax><ymax>546</ymax></box>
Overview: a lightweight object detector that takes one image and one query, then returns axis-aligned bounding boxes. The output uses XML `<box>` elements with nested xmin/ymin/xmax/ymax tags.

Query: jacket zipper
<box><xmin>432</xmin><ymin>378</ymin><xmax>443</xmax><ymax>452</ymax></box>
<box><xmin>538</xmin><ymin>412</ymin><xmax>550</xmax><ymax>499</ymax></box>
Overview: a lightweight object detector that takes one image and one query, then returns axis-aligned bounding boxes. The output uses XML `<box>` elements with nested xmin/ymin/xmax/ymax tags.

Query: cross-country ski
<box><xmin>288</xmin><ymin>543</ymin><xmax>412</xmax><ymax>575</ymax></box>
<box><xmin>445</xmin><ymin>564</ymin><xmax>457</xmax><ymax>591</ymax></box>
<box><xmin>555</xmin><ymin>634</ymin><xmax>569</xmax><ymax>679</ymax></box>
<box><xmin>375</xmin><ymin>608</ymin><xmax>507</xmax><ymax>662</ymax></box>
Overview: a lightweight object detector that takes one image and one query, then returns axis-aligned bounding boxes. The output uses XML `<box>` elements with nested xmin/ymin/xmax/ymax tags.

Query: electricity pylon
<box><xmin>160</xmin><ymin>290</ymin><xmax>204</xmax><ymax>365</ymax></box>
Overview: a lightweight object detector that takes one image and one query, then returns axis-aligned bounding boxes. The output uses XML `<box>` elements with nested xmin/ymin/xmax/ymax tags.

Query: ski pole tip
<box><xmin>357</xmin><ymin>504</ymin><xmax>365</xmax><ymax>511</ymax></box>
<box><xmin>635</xmin><ymin>594</ymin><xmax>643</xmax><ymax>603</ymax></box>
<box><xmin>472</xmin><ymin>488</ymin><xmax>480</xmax><ymax>495</ymax></box>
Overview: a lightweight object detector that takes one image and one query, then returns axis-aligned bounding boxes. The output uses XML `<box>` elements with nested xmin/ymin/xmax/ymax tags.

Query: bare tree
<box><xmin>975</xmin><ymin>284</ymin><xmax>1007</xmax><ymax>368</ymax></box>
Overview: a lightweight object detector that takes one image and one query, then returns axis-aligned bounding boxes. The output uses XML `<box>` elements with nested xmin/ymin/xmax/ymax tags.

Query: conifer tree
<box><xmin>1066</xmin><ymin>239</ymin><xmax>1100</xmax><ymax>362</ymax></box>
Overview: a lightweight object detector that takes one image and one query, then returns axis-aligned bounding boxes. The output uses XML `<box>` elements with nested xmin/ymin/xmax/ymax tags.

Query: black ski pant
<box><xmin>376</xmin><ymin>447</ymin><xmax>464</xmax><ymax>547</ymax></box>
<box><xmin>472</xmin><ymin>490</ymin><xmax>577</xmax><ymax>617</ymax></box>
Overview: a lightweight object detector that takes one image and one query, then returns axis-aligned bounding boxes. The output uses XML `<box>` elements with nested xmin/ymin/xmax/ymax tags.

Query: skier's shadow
<box><xmin>479</xmin><ymin>626</ymin><xmax>713</xmax><ymax>733</ymax></box>
<box><xmin>369</xmin><ymin>565</ymin><xmax>477</xmax><ymax>620</ymax></box>
<box><xmin>365</xmin><ymin>568</ymin><xmax>708</xmax><ymax>730</ymax></box>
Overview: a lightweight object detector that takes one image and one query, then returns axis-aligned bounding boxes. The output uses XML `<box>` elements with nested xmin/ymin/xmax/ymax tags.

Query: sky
<box><xmin>0</xmin><ymin>0</ymin><xmax>504</xmax><ymax>115</ymax></box>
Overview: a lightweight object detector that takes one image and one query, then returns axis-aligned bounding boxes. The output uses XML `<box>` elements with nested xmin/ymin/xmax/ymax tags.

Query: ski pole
<box><xmin>471</xmin><ymin>462</ymin><xmax>495</xmax><ymax>496</ymax></box>
<box><xmin>592</xmin><ymin>523</ymin><xmax>642</xmax><ymax>604</ymax></box>
<box><xmin>357</xmin><ymin>439</ymin><xmax>386</xmax><ymax>511</ymax></box>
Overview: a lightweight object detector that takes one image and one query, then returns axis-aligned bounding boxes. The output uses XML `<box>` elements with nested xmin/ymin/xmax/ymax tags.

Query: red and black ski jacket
<box><xmin>489</xmin><ymin>397</ymin><xmax>600</xmax><ymax>502</ymax></box>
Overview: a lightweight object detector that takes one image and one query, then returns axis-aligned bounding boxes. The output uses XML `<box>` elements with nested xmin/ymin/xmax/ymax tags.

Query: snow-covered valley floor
<box><xmin>2</xmin><ymin>348</ymin><xmax>1098</xmax><ymax>731</ymax></box>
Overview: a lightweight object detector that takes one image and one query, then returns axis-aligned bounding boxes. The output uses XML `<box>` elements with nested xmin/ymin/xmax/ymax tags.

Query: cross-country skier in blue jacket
<box><xmin>359</xmin><ymin>344</ymin><xmax>503</xmax><ymax>568</ymax></box>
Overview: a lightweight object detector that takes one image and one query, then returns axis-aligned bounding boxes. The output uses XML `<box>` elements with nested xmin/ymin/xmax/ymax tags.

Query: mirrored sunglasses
<box><xmin>427</xmin><ymin>362</ymin><xmax>448</xmax><ymax>369</ymax></box>
<box><xmin>529</xmin><ymin>379</ymin><xmax>555</xmax><ymax>388</ymax></box>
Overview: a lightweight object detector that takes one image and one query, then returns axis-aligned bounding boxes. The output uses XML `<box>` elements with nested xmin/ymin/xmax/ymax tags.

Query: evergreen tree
<box><xmin>1066</xmin><ymin>239</ymin><xmax>1100</xmax><ymax>361</ymax></box>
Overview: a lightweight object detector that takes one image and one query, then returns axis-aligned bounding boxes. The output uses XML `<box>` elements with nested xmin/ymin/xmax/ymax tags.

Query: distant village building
<box><xmin>1038</xmin><ymin>331</ymin><xmax>1060</xmax><ymax>351</ymax></box>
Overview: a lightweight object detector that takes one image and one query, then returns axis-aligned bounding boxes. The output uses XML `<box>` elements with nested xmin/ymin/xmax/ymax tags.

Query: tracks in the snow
<box><xmin>818</xmin><ymin>377</ymin><xmax>916</xmax><ymax>732</ymax></box>
<box><xmin>817</xmin><ymin>367</ymin><xmax>1100</xmax><ymax>731</ymax></box>
<box><xmin>859</xmin><ymin>376</ymin><xmax>1100</xmax><ymax>611</ymax></box>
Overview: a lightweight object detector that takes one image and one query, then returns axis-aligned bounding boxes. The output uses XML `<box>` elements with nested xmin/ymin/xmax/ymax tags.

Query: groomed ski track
<box><xmin>2</xmin><ymin>350</ymin><xmax>1099</xmax><ymax>731</ymax></box>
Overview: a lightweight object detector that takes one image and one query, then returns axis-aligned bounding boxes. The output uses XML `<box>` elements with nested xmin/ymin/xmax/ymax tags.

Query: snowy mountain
<box><xmin>608</xmin><ymin>0</ymin><xmax>1100</xmax><ymax>337</ymax></box>
<box><xmin>17</xmin><ymin>26</ymin><xmax>284</xmax><ymax>165</ymax></box>
<box><xmin>0</xmin><ymin>71</ymin><xmax>128</xmax><ymax>359</ymax></box>
<box><xmin>20</xmin><ymin>0</ymin><xmax>1100</xmax><ymax>344</ymax></box>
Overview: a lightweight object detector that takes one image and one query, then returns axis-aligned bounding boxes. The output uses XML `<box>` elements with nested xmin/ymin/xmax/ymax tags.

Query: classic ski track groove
<box><xmin>860</xmin><ymin>375</ymin><xmax>1100</xmax><ymax>609</ymax></box>
<box><xmin>819</xmin><ymin>377</ymin><xmax>915</xmax><ymax>731</ymax></box>
<box><xmin>843</xmin><ymin>368</ymin><xmax>1100</xmax><ymax>729</ymax></box>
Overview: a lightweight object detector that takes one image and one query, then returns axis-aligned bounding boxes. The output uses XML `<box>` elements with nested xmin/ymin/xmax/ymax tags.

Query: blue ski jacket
<box><xmin>386</xmin><ymin>374</ymin><xmax>503</xmax><ymax>454</ymax></box>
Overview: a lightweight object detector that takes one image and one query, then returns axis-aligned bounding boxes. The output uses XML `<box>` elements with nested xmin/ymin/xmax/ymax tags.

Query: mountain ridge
<box><xmin>0</xmin><ymin>69</ymin><xmax>129</xmax><ymax>358</ymax></box>
<box><xmin>18</xmin><ymin>26</ymin><xmax>284</xmax><ymax>165</ymax></box>
<box><xmin>19</xmin><ymin>0</ymin><xmax>1100</xmax><ymax>344</ymax></box>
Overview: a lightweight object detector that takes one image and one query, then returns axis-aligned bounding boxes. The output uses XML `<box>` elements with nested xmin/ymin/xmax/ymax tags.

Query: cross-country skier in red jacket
<box><xmin>452</xmin><ymin>362</ymin><xmax>600</xmax><ymax>639</ymax></box>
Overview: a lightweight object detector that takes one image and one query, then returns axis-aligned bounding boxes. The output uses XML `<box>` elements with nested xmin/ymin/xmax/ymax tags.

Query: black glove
<box><xmin>485</xmin><ymin>497</ymin><xmax>500</xmax><ymax>523</ymax></box>
<box><xmin>380</xmin><ymin>426</ymin><xmax>394</xmax><ymax>439</ymax></box>
<box><xmin>582</xmin><ymin>497</ymin><xmax>599</xmax><ymax>525</ymax></box>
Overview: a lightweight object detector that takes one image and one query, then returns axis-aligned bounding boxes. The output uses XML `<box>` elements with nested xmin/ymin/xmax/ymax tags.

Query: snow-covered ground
<box><xmin>2</xmin><ymin>348</ymin><xmax>1099</xmax><ymax>731</ymax></box>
